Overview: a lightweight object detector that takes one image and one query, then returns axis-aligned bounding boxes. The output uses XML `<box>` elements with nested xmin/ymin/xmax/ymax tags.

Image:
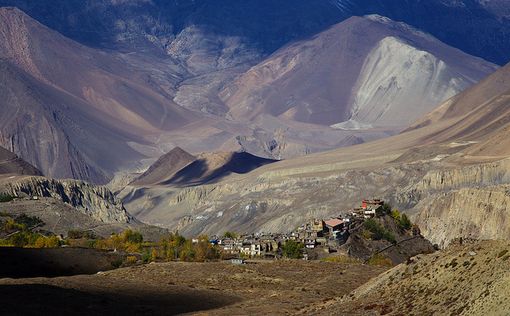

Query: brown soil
<box><xmin>303</xmin><ymin>240</ymin><xmax>510</xmax><ymax>315</ymax></box>
<box><xmin>0</xmin><ymin>247</ymin><xmax>125</xmax><ymax>278</ymax></box>
<box><xmin>0</xmin><ymin>259</ymin><xmax>387</xmax><ymax>315</ymax></box>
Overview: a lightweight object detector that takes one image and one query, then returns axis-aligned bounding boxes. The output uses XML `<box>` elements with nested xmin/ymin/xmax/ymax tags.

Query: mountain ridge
<box><xmin>221</xmin><ymin>15</ymin><xmax>497</xmax><ymax>129</ymax></box>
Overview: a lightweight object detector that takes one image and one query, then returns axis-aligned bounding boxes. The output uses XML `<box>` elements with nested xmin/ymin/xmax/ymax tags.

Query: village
<box><xmin>209</xmin><ymin>199</ymin><xmax>388</xmax><ymax>261</ymax></box>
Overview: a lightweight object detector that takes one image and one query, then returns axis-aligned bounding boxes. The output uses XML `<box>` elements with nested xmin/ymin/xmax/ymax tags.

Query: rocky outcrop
<box><xmin>413</xmin><ymin>186</ymin><xmax>510</xmax><ymax>248</ymax></box>
<box><xmin>1</xmin><ymin>176</ymin><xmax>131</xmax><ymax>223</ymax></box>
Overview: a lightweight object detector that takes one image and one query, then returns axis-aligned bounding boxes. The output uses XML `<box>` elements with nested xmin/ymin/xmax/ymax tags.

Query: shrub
<box><xmin>391</xmin><ymin>209</ymin><xmax>401</xmax><ymax>221</ymax></box>
<box><xmin>364</xmin><ymin>219</ymin><xmax>396</xmax><ymax>244</ymax></box>
<box><xmin>9</xmin><ymin>231</ymin><xmax>38</xmax><ymax>247</ymax></box>
<box><xmin>367</xmin><ymin>254</ymin><xmax>393</xmax><ymax>266</ymax></box>
<box><xmin>0</xmin><ymin>194</ymin><xmax>14</xmax><ymax>203</ymax></box>
<box><xmin>91</xmin><ymin>229</ymin><xmax>145</xmax><ymax>252</ymax></box>
<box><xmin>223</xmin><ymin>231</ymin><xmax>238</xmax><ymax>239</ymax></box>
<box><xmin>126</xmin><ymin>255</ymin><xmax>138</xmax><ymax>264</ymax></box>
<box><xmin>497</xmin><ymin>249</ymin><xmax>508</xmax><ymax>258</ymax></box>
<box><xmin>399</xmin><ymin>214</ymin><xmax>412</xmax><ymax>230</ymax></box>
<box><xmin>111</xmin><ymin>258</ymin><xmax>123</xmax><ymax>268</ymax></box>
<box><xmin>33</xmin><ymin>235</ymin><xmax>60</xmax><ymax>248</ymax></box>
<box><xmin>377</xmin><ymin>203</ymin><xmax>392</xmax><ymax>216</ymax></box>
<box><xmin>122</xmin><ymin>230</ymin><xmax>143</xmax><ymax>244</ymax></box>
<box><xmin>142</xmin><ymin>249</ymin><xmax>152</xmax><ymax>263</ymax></box>
<box><xmin>282</xmin><ymin>239</ymin><xmax>304</xmax><ymax>259</ymax></box>
<box><xmin>4</xmin><ymin>218</ymin><xmax>24</xmax><ymax>232</ymax></box>
<box><xmin>67</xmin><ymin>229</ymin><xmax>96</xmax><ymax>239</ymax></box>
<box><xmin>14</xmin><ymin>214</ymin><xmax>44</xmax><ymax>229</ymax></box>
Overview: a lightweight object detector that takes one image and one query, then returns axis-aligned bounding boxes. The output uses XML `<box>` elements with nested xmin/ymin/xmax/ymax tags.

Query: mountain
<box><xmin>0</xmin><ymin>145</ymin><xmax>41</xmax><ymax>176</ymax></box>
<box><xmin>221</xmin><ymin>16</ymin><xmax>497</xmax><ymax>129</ymax></box>
<box><xmin>0</xmin><ymin>0</ymin><xmax>508</xmax><ymax>66</ymax></box>
<box><xmin>0</xmin><ymin>7</ymin><xmax>198</xmax><ymax>183</ymax></box>
<box><xmin>0</xmin><ymin>5</ymin><xmax>503</xmax><ymax>185</ymax></box>
<box><xmin>163</xmin><ymin>151</ymin><xmax>277</xmax><ymax>186</ymax></box>
<box><xmin>130</xmin><ymin>147</ymin><xmax>196</xmax><ymax>186</ymax></box>
<box><xmin>121</xmin><ymin>60</ymin><xmax>510</xmax><ymax>241</ymax></box>
<box><xmin>130</xmin><ymin>150</ymin><xmax>278</xmax><ymax>188</ymax></box>
<box><xmin>404</xmin><ymin>62</ymin><xmax>510</xmax><ymax>158</ymax></box>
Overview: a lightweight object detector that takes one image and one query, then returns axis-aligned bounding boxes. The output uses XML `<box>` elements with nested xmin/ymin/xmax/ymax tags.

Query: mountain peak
<box><xmin>130</xmin><ymin>147</ymin><xmax>196</xmax><ymax>186</ymax></box>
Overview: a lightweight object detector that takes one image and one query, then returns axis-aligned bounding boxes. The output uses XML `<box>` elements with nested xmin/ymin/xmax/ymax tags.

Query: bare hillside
<box><xmin>122</xmin><ymin>60</ymin><xmax>510</xmax><ymax>246</ymax></box>
<box><xmin>0</xmin><ymin>7</ymin><xmax>198</xmax><ymax>183</ymax></box>
<box><xmin>304</xmin><ymin>240</ymin><xmax>510</xmax><ymax>315</ymax></box>
<box><xmin>0</xmin><ymin>145</ymin><xmax>41</xmax><ymax>176</ymax></box>
<box><xmin>130</xmin><ymin>147</ymin><xmax>196</xmax><ymax>186</ymax></box>
<box><xmin>221</xmin><ymin>16</ymin><xmax>496</xmax><ymax>129</ymax></box>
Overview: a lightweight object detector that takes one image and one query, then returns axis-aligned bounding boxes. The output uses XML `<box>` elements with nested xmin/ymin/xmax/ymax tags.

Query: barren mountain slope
<box><xmin>122</xmin><ymin>61</ymin><xmax>510</xmax><ymax>245</ymax></box>
<box><xmin>302</xmin><ymin>240</ymin><xmax>510</xmax><ymax>315</ymax></box>
<box><xmin>0</xmin><ymin>145</ymin><xmax>41</xmax><ymax>176</ymax></box>
<box><xmin>1</xmin><ymin>0</ymin><xmax>509</xmax><ymax>65</ymax></box>
<box><xmin>0</xmin><ymin>172</ymin><xmax>167</xmax><ymax>239</ymax></box>
<box><xmin>0</xmin><ymin>7</ymin><xmax>199</xmax><ymax>183</ymax></box>
<box><xmin>130</xmin><ymin>147</ymin><xmax>196</xmax><ymax>186</ymax></box>
<box><xmin>0</xmin><ymin>8</ymin><xmax>405</xmax><ymax>183</ymax></box>
<box><xmin>221</xmin><ymin>16</ymin><xmax>497</xmax><ymax>129</ymax></box>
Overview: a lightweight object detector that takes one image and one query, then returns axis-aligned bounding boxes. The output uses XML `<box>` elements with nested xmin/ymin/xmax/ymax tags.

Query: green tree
<box><xmin>179</xmin><ymin>240</ymin><xmax>195</xmax><ymax>261</ymax></box>
<box><xmin>223</xmin><ymin>231</ymin><xmax>238</xmax><ymax>239</ymax></box>
<box><xmin>378</xmin><ymin>203</ymin><xmax>392</xmax><ymax>216</ymax></box>
<box><xmin>122</xmin><ymin>230</ymin><xmax>143</xmax><ymax>244</ymax></box>
<box><xmin>160</xmin><ymin>232</ymin><xmax>187</xmax><ymax>260</ymax></box>
<box><xmin>363</xmin><ymin>219</ymin><xmax>396</xmax><ymax>244</ymax></box>
<box><xmin>391</xmin><ymin>209</ymin><xmax>401</xmax><ymax>221</ymax></box>
<box><xmin>399</xmin><ymin>214</ymin><xmax>412</xmax><ymax>230</ymax></box>
<box><xmin>282</xmin><ymin>240</ymin><xmax>304</xmax><ymax>259</ymax></box>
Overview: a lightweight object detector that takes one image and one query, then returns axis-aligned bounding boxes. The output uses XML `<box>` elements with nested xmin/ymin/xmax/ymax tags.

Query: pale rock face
<box><xmin>346</xmin><ymin>36</ymin><xmax>470</xmax><ymax>128</ymax></box>
<box><xmin>1</xmin><ymin>177</ymin><xmax>131</xmax><ymax>223</ymax></box>
<box><xmin>414</xmin><ymin>186</ymin><xmax>510</xmax><ymax>248</ymax></box>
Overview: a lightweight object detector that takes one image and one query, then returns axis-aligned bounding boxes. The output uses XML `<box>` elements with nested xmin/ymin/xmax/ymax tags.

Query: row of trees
<box><xmin>1</xmin><ymin>214</ymin><xmax>304</xmax><ymax>262</ymax></box>
<box><xmin>67</xmin><ymin>230</ymin><xmax>221</xmax><ymax>263</ymax></box>
<box><xmin>0</xmin><ymin>214</ymin><xmax>60</xmax><ymax>248</ymax></box>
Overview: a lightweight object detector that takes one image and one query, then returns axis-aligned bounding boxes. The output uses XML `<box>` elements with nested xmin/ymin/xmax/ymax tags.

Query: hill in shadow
<box><xmin>163</xmin><ymin>151</ymin><xmax>277</xmax><ymax>186</ymax></box>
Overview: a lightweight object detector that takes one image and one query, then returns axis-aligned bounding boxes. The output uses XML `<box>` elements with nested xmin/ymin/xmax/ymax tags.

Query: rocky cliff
<box><xmin>1</xmin><ymin>176</ymin><xmax>131</xmax><ymax>224</ymax></box>
<box><xmin>413</xmin><ymin>186</ymin><xmax>510</xmax><ymax>248</ymax></box>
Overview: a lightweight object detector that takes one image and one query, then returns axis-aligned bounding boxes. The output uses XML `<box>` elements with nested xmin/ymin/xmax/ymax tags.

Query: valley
<box><xmin>1</xmin><ymin>1</ymin><xmax>510</xmax><ymax>315</ymax></box>
<box><xmin>0</xmin><ymin>239</ymin><xmax>508</xmax><ymax>315</ymax></box>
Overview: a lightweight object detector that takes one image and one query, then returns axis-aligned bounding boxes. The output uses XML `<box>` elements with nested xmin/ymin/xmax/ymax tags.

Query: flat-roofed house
<box><xmin>324</xmin><ymin>218</ymin><xmax>345</xmax><ymax>234</ymax></box>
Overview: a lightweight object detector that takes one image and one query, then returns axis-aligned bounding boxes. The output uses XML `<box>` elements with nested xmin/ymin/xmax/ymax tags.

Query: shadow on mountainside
<box><xmin>163</xmin><ymin>152</ymin><xmax>277</xmax><ymax>186</ymax></box>
<box><xmin>0</xmin><ymin>283</ymin><xmax>238</xmax><ymax>316</ymax></box>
